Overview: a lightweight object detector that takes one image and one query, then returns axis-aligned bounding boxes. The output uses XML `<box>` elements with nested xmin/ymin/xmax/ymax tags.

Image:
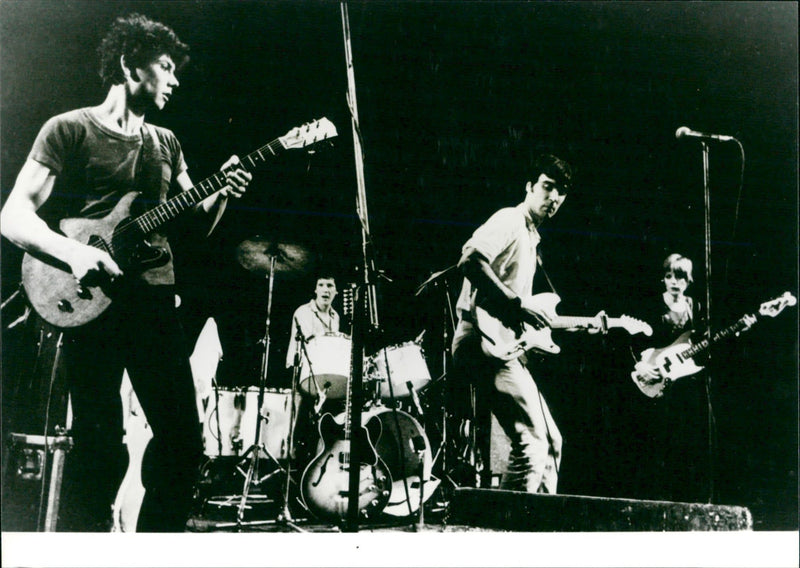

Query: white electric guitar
<box><xmin>474</xmin><ymin>292</ymin><xmax>653</xmax><ymax>361</ymax></box>
<box><xmin>631</xmin><ymin>292</ymin><xmax>796</xmax><ymax>398</ymax></box>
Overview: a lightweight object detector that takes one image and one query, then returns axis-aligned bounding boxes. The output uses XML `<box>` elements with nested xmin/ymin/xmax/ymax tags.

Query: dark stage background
<box><xmin>1</xmin><ymin>1</ymin><xmax>797</xmax><ymax>530</ymax></box>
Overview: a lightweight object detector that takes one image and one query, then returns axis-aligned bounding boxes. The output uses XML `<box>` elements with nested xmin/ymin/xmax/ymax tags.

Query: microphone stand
<box><xmin>341</xmin><ymin>1</ymin><xmax>382</xmax><ymax>533</ymax></box>
<box><xmin>415</xmin><ymin>267</ymin><xmax>461</xmax><ymax>491</ymax></box>
<box><xmin>700</xmin><ymin>140</ymin><xmax>716</xmax><ymax>504</ymax></box>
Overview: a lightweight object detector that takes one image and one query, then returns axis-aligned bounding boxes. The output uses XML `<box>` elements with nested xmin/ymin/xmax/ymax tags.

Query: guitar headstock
<box><xmin>279</xmin><ymin>117</ymin><xmax>338</xmax><ymax>150</ymax></box>
<box><xmin>619</xmin><ymin>315</ymin><xmax>653</xmax><ymax>337</ymax></box>
<box><xmin>759</xmin><ymin>292</ymin><xmax>797</xmax><ymax>318</ymax></box>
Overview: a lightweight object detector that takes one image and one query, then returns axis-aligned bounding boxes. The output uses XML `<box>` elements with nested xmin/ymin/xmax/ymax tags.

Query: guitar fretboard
<box><xmin>679</xmin><ymin>316</ymin><xmax>754</xmax><ymax>361</ymax></box>
<box><xmin>134</xmin><ymin>139</ymin><xmax>285</xmax><ymax>234</ymax></box>
<box><xmin>551</xmin><ymin>316</ymin><xmax>624</xmax><ymax>330</ymax></box>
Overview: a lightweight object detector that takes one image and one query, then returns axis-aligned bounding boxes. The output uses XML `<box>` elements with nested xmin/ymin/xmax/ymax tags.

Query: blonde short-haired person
<box><xmin>626</xmin><ymin>253</ymin><xmax>711</xmax><ymax>502</ymax></box>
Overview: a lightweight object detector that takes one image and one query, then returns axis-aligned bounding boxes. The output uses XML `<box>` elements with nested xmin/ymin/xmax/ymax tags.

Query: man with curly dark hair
<box><xmin>1</xmin><ymin>13</ymin><xmax>251</xmax><ymax>531</ymax></box>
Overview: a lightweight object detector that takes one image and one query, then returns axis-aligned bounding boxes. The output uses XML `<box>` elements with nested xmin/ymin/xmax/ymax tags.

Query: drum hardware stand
<box><xmin>414</xmin><ymin>444</ymin><xmax>426</xmax><ymax>531</ymax></box>
<box><xmin>293</xmin><ymin>318</ymin><xmax>328</xmax><ymax>414</ymax></box>
<box><xmin>379</xmin><ymin>350</ymin><xmax>418</xmax><ymax>520</ymax></box>
<box><xmin>414</xmin><ymin>266</ymin><xmax>473</xmax><ymax>494</ymax></box>
<box><xmin>214</xmin><ymin>255</ymin><xmax>299</xmax><ymax>531</ymax></box>
<box><xmin>210</xmin><ymin>378</ymin><xmax>224</xmax><ymax>457</ymax></box>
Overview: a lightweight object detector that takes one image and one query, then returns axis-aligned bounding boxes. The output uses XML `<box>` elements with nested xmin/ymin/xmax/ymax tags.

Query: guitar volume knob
<box><xmin>57</xmin><ymin>299</ymin><xmax>74</xmax><ymax>313</ymax></box>
<box><xmin>76</xmin><ymin>286</ymin><xmax>93</xmax><ymax>300</ymax></box>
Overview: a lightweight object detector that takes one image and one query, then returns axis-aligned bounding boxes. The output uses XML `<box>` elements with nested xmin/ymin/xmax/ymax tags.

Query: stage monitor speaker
<box><xmin>447</xmin><ymin>488</ymin><xmax>752</xmax><ymax>531</ymax></box>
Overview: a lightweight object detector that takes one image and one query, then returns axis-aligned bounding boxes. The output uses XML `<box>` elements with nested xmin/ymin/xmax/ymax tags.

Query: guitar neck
<box><xmin>132</xmin><ymin>138</ymin><xmax>286</xmax><ymax>234</ymax></box>
<box><xmin>680</xmin><ymin>315</ymin><xmax>756</xmax><ymax>360</ymax></box>
<box><xmin>550</xmin><ymin>315</ymin><xmax>624</xmax><ymax>330</ymax></box>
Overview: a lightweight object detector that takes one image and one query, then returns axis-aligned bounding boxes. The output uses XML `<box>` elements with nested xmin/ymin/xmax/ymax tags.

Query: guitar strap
<box><xmin>536</xmin><ymin>253</ymin><xmax>558</xmax><ymax>295</ymax></box>
<box><xmin>139</xmin><ymin>123</ymin><xmax>168</xmax><ymax>199</ymax></box>
<box><xmin>534</xmin><ymin>251</ymin><xmax>562</xmax><ymax>480</ymax></box>
<box><xmin>137</xmin><ymin>123</ymin><xmax>176</xmax><ymax>284</ymax></box>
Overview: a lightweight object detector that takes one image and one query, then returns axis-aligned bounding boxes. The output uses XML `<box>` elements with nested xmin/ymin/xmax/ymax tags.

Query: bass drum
<box><xmin>203</xmin><ymin>387</ymin><xmax>299</xmax><ymax>460</ymax></box>
<box><xmin>362</xmin><ymin>405</ymin><xmax>440</xmax><ymax>517</ymax></box>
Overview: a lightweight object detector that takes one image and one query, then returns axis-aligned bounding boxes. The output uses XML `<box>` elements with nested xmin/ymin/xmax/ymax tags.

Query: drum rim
<box><xmin>210</xmin><ymin>386</ymin><xmax>292</xmax><ymax>393</ymax></box>
<box><xmin>368</xmin><ymin>341</ymin><xmax>426</xmax><ymax>358</ymax></box>
<box><xmin>314</xmin><ymin>331</ymin><xmax>351</xmax><ymax>340</ymax></box>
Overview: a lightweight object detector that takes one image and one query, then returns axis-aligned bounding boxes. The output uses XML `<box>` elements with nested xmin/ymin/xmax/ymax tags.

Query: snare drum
<box><xmin>299</xmin><ymin>333</ymin><xmax>352</xmax><ymax>399</ymax></box>
<box><xmin>368</xmin><ymin>342</ymin><xmax>431</xmax><ymax>399</ymax></box>
<box><xmin>203</xmin><ymin>387</ymin><xmax>299</xmax><ymax>460</ymax></box>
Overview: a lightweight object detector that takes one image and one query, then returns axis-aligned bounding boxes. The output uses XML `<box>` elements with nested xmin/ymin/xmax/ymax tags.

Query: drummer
<box><xmin>286</xmin><ymin>275</ymin><xmax>340</xmax><ymax>369</ymax></box>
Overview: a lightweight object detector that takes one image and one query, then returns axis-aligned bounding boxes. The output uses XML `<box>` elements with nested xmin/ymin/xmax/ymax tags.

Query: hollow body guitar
<box><xmin>21</xmin><ymin>118</ymin><xmax>337</xmax><ymax>328</ymax></box>
<box><xmin>300</xmin><ymin>411</ymin><xmax>392</xmax><ymax>521</ymax></box>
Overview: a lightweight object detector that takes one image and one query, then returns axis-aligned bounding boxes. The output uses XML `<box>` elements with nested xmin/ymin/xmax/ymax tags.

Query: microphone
<box><xmin>675</xmin><ymin>126</ymin><xmax>735</xmax><ymax>143</ymax></box>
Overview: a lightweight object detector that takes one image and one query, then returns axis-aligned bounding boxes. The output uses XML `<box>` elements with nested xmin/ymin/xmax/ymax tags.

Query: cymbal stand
<box><xmin>217</xmin><ymin>256</ymin><xmax>290</xmax><ymax>530</ymax></box>
<box><xmin>415</xmin><ymin>267</ymin><xmax>468</xmax><ymax>491</ymax></box>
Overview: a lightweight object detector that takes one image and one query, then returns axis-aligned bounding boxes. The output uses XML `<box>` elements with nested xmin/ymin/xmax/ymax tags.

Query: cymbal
<box><xmin>414</xmin><ymin>264</ymin><xmax>457</xmax><ymax>296</ymax></box>
<box><xmin>235</xmin><ymin>236</ymin><xmax>311</xmax><ymax>276</ymax></box>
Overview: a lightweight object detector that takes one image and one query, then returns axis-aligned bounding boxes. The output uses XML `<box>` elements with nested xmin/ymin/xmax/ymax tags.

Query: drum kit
<box><xmin>197</xmin><ymin>236</ymin><xmax>447</xmax><ymax>529</ymax></box>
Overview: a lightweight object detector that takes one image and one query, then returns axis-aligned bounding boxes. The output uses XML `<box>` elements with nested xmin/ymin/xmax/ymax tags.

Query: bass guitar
<box><xmin>21</xmin><ymin>118</ymin><xmax>337</xmax><ymax>328</ymax></box>
<box><xmin>474</xmin><ymin>292</ymin><xmax>653</xmax><ymax>361</ymax></box>
<box><xmin>631</xmin><ymin>292</ymin><xmax>796</xmax><ymax>398</ymax></box>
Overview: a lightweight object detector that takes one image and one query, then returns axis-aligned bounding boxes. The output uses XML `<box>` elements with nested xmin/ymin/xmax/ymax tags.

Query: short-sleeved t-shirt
<box><xmin>29</xmin><ymin>108</ymin><xmax>188</xmax><ymax>284</ymax></box>
<box><xmin>455</xmin><ymin>203</ymin><xmax>541</xmax><ymax>320</ymax></box>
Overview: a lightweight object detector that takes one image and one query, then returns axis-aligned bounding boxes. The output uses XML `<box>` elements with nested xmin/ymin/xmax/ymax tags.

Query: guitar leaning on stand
<box><xmin>631</xmin><ymin>292</ymin><xmax>797</xmax><ymax>399</ymax></box>
<box><xmin>300</xmin><ymin>304</ymin><xmax>392</xmax><ymax>522</ymax></box>
<box><xmin>21</xmin><ymin>118</ymin><xmax>337</xmax><ymax>329</ymax></box>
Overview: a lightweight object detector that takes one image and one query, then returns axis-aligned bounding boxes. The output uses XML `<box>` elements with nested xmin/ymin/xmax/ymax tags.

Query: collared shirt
<box><xmin>455</xmin><ymin>202</ymin><xmax>541</xmax><ymax>321</ymax></box>
<box><xmin>286</xmin><ymin>299</ymin><xmax>341</xmax><ymax>367</ymax></box>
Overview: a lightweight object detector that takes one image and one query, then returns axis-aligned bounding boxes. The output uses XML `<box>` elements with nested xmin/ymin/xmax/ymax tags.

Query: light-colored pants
<box><xmin>453</xmin><ymin>321</ymin><xmax>562</xmax><ymax>493</ymax></box>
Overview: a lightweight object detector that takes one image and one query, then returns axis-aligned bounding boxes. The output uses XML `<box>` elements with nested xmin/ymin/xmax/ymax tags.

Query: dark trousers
<box><xmin>60</xmin><ymin>286</ymin><xmax>203</xmax><ymax>532</ymax></box>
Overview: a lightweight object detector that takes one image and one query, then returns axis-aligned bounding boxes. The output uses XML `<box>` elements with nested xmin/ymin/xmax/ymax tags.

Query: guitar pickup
<box><xmin>76</xmin><ymin>286</ymin><xmax>93</xmax><ymax>300</ymax></box>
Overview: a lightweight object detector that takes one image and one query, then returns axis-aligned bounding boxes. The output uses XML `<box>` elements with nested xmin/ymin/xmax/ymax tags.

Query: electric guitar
<box><xmin>631</xmin><ymin>292</ymin><xmax>796</xmax><ymax>398</ymax></box>
<box><xmin>474</xmin><ymin>292</ymin><xmax>653</xmax><ymax>361</ymax></box>
<box><xmin>21</xmin><ymin>118</ymin><xmax>338</xmax><ymax>328</ymax></box>
<box><xmin>300</xmin><ymin>325</ymin><xmax>391</xmax><ymax>521</ymax></box>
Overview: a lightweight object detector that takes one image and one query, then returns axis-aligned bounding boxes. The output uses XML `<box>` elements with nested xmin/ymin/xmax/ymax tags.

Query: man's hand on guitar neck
<box><xmin>582</xmin><ymin>310</ymin><xmax>610</xmax><ymax>334</ymax></box>
<box><xmin>218</xmin><ymin>155</ymin><xmax>252</xmax><ymax>199</ymax></box>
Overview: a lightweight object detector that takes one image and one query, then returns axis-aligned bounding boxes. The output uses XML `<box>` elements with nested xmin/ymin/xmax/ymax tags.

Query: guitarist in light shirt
<box><xmin>0</xmin><ymin>14</ymin><xmax>251</xmax><ymax>531</ymax></box>
<box><xmin>451</xmin><ymin>153</ymin><xmax>574</xmax><ymax>494</ymax></box>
